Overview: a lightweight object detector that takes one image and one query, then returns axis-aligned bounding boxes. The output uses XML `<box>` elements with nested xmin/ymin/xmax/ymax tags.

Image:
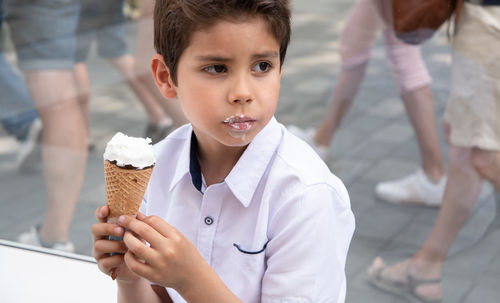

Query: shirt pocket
<box><xmin>231</xmin><ymin>240</ymin><xmax>268</xmax><ymax>274</ymax></box>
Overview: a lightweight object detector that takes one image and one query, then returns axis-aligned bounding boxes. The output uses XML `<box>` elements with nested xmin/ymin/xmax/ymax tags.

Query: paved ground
<box><xmin>1</xmin><ymin>1</ymin><xmax>499</xmax><ymax>302</ymax></box>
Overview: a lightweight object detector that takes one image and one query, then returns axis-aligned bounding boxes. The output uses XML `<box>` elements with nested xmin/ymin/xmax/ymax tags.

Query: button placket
<box><xmin>196</xmin><ymin>185</ymin><xmax>223</xmax><ymax>265</ymax></box>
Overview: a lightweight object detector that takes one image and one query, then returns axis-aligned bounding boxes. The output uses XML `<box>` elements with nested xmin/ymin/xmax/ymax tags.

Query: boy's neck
<box><xmin>195</xmin><ymin>137</ymin><xmax>247</xmax><ymax>187</ymax></box>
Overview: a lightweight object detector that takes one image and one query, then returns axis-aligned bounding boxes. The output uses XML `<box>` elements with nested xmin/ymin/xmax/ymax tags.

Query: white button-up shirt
<box><xmin>140</xmin><ymin>117</ymin><xmax>355</xmax><ymax>303</ymax></box>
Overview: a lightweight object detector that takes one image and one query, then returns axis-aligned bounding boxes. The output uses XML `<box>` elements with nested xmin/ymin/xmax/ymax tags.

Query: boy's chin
<box><xmin>223</xmin><ymin>137</ymin><xmax>253</xmax><ymax>147</ymax></box>
<box><xmin>220</xmin><ymin>133</ymin><xmax>256</xmax><ymax>147</ymax></box>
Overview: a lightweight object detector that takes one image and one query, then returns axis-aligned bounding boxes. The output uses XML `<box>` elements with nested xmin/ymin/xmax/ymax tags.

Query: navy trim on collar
<box><xmin>189</xmin><ymin>132</ymin><xmax>203</xmax><ymax>193</ymax></box>
<box><xmin>482</xmin><ymin>0</ymin><xmax>500</xmax><ymax>5</ymax></box>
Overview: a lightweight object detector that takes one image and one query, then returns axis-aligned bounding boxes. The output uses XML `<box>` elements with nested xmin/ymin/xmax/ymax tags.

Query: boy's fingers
<box><xmin>119</xmin><ymin>215</ymin><xmax>176</xmax><ymax>248</ymax></box>
<box><xmin>94</xmin><ymin>205</ymin><xmax>110</xmax><ymax>223</ymax></box>
<box><xmin>91</xmin><ymin>222</ymin><xmax>124</xmax><ymax>242</ymax></box>
<box><xmin>98</xmin><ymin>254</ymin><xmax>124</xmax><ymax>275</ymax></box>
<box><xmin>93</xmin><ymin>240</ymin><xmax>127</xmax><ymax>261</ymax></box>
<box><xmin>94</xmin><ymin>238</ymin><xmax>128</xmax><ymax>255</ymax></box>
<box><xmin>136</xmin><ymin>211</ymin><xmax>147</xmax><ymax>221</ymax></box>
<box><xmin>140</xmin><ymin>215</ymin><xmax>178</xmax><ymax>240</ymax></box>
<box><xmin>123</xmin><ymin>250</ymin><xmax>152</xmax><ymax>280</ymax></box>
<box><xmin>123</xmin><ymin>229</ymin><xmax>155</xmax><ymax>262</ymax></box>
<box><xmin>117</xmin><ymin>215</ymin><xmax>160</xmax><ymax>243</ymax></box>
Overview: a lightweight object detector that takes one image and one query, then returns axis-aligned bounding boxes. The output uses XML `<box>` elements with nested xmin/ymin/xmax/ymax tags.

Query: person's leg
<box><xmin>8</xmin><ymin>0</ymin><xmax>87</xmax><ymax>247</ymax></box>
<box><xmin>97</xmin><ymin>0</ymin><xmax>185</xmax><ymax>141</ymax></box>
<box><xmin>408</xmin><ymin>144</ymin><xmax>482</xmax><ymax>299</ymax></box>
<box><xmin>369</xmin><ymin>144</ymin><xmax>483</xmax><ymax>301</ymax></box>
<box><xmin>109</xmin><ymin>54</ymin><xmax>170</xmax><ymax>125</ymax></box>
<box><xmin>109</xmin><ymin>54</ymin><xmax>179</xmax><ymax>143</ymax></box>
<box><xmin>0</xmin><ymin>53</ymin><xmax>38</xmax><ymax>141</ymax></box>
<box><xmin>133</xmin><ymin>2</ymin><xmax>187</xmax><ymax>128</ymax></box>
<box><xmin>401</xmin><ymin>87</ymin><xmax>445</xmax><ymax>180</ymax></box>
<box><xmin>373</xmin><ymin>29</ymin><xmax>446</xmax><ymax>206</ymax></box>
<box><xmin>0</xmin><ymin>52</ymin><xmax>42</xmax><ymax>171</ymax></box>
<box><xmin>73</xmin><ymin>62</ymin><xmax>90</xmax><ymax>130</ymax></box>
<box><xmin>138</xmin><ymin>72</ymin><xmax>188</xmax><ymax>127</ymax></box>
<box><xmin>313</xmin><ymin>65</ymin><xmax>367</xmax><ymax>147</ymax></box>
<box><xmin>383</xmin><ymin>29</ymin><xmax>445</xmax><ymax>180</ymax></box>
<box><xmin>471</xmin><ymin>148</ymin><xmax>500</xmax><ymax>191</ymax></box>
<box><xmin>313</xmin><ymin>0</ymin><xmax>381</xmax><ymax>147</ymax></box>
<box><xmin>26</xmin><ymin>70</ymin><xmax>88</xmax><ymax>243</ymax></box>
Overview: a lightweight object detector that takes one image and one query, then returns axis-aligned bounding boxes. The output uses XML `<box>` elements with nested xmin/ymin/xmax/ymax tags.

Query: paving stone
<box><xmin>462</xmin><ymin>274</ymin><xmax>500</xmax><ymax>303</ymax></box>
<box><xmin>347</xmin><ymin>271</ymin><xmax>401</xmax><ymax>303</ymax></box>
<box><xmin>361</xmin><ymin>158</ymin><xmax>418</xmax><ymax>183</ymax></box>
<box><xmin>345</xmin><ymin>234</ymin><xmax>386</xmax><ymax>277</ymax></box>
<box><xmin>354</xmin><ymin>205</ymin><xmax>417</xmax><ymax>242</ymax></box>
<box><xmin>440</xmin><ymin>276</ymin><xmax>474</xmax><ymax>303</ymax></box>
<box><xmin>346</xmin><ymin>180</ymin><xmax>379</xmax><ymax>216</ymax></box>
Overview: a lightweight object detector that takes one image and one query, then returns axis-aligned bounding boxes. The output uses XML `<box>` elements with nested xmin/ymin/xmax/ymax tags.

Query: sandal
<box><xmin>367</xmin><ymin>257</ymin><xmax>442</xmax><ymax>303</ymax></box>
<box><xmin>406</xmin><ymin>274</ymin><xmax>442</xmax><ymax>303</ymax></box>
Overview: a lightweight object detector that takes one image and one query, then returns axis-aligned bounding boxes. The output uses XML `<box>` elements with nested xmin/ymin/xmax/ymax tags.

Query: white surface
<box><xmin>0</xmin><ymin>240</ymin><xmax>116</xmax><ymax>303</ymax></box>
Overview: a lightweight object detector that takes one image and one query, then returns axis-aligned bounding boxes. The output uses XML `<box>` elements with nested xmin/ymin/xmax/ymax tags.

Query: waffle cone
<box><xmin>104</xmin><ymin>160</ymin><xmax>154</xmax><ymax>219</ymax></box>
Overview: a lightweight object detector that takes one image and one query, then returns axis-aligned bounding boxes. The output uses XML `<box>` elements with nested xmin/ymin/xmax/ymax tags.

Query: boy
<box><xmin>91</xmin><ymin>1</ymin><xmax>355</xmax><ymax>302</ymax></box>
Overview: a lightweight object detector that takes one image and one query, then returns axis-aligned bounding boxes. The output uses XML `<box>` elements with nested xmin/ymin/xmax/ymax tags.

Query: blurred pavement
<box><xmin>0</xmin><ymin>1</ymin><xmax>499</xmax><ymax>302</ymax></box>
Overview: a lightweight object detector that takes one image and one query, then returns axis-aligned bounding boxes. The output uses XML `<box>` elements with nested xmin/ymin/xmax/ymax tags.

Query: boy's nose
<box><xmin>231</xmin><ymin>95</ymin><xmax>253</xmax><ymax>104</ymax></box>
<box><xmin>228</xmin><ymin>76</ymin><xmax>254</xmax><ymax>104</ymax></box>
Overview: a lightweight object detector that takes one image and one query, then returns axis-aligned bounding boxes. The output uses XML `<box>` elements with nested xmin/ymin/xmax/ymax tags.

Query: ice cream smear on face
<box><xmin>223</xmin><ymin>114</ymin><xmax>254</xmax><ymax>140</ymax></box>
<box><xmin>103</xmin><ymin>132</ymin><xmax>155</xmax><ymax>169</ymax></box>
<box><xmin>223</xmin><ymin>114</ymin><xmax>254</xmax><ymax>130</ymax></box>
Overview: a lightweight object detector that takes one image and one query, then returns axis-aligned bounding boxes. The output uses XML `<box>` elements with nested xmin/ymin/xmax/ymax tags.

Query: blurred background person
<box><xmin>133</xmin><ymin>0</ymin><xmax>188</xmax><ymax>137</ymax></box>
<box><xmin>0</xmin><ymin>51</ymin><xmax>41</xmax><ymax>171</ymax></box>
<box><xmin>4</xmin><ymin>0</ymin><xmax>87</xmax><ymax>252</ymax></box>
<box><xmin>289</xmin><ymin>0</ymin><xmax>446</xmax><ymax>207</ymax></box>
<box><xmin>368</xmin><ymin>2</ymin><xmax>500</xmax><ymax>302</ymax></box>
<box><xmin>0</xmin><ymin>0</ymin><xmax>41</xmax><ymax>171</ymax></box>
<box><xmin>74</xmin><ymin>0</ymin><xmax>186</xmax><ymax>145</ymax></box>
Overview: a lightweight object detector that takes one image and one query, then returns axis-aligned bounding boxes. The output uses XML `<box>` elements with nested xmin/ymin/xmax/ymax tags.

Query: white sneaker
<box><xmin>287</xmin><ymin>125</ymin><xmax>329</xmax><ymax>160</ymax></box>
<box><xmin>375</xmin><ymin>169</ymin><xmax>446</xmax><ymax>207</ymax></box>
<box><xmin>16</xmin><ymin>118</ymin><xmax>42</xmax><ymax>172</ymax></box>
<box><xmin>17</xmin><ymin>226</ymin><xmax>75</xmax><ymax>253</ymax></box>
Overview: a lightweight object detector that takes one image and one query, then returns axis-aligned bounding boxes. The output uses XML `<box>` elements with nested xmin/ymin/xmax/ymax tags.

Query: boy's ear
<box><xmin>151</xmin><ymin>54</ymin><xmax>177</xmax><ymax>99</ymax></box>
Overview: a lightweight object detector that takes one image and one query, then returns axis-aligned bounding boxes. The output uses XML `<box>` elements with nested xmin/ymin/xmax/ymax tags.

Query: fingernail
<box><xmin>114</xmin><ymin>227</ymin><xmax>123</xmax><ymax>235</ymax></box>
<box><xmin>118</xmin><ymin>215</ymin><xmax>126</xmax><ymax>224</ymax></box>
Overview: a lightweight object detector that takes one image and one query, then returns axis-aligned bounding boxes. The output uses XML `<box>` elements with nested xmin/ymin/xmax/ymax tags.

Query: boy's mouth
<box><xmin>222</xmin><ymin>114</ymin><xmax>256</xmax><ymax>131</ymax></box>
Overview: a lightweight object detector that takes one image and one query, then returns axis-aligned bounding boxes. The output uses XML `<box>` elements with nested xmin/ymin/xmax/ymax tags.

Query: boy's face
<box><xmin>171</xmin><ymin>17</ymin><xmax>281</xmax><ymax>150</ymax></box>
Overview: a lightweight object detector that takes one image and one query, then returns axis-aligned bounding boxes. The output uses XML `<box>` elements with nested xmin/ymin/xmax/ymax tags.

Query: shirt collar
<box><xmin>169</xmin><ymin>117</ymin><xmax>282</xmax><ymax>206</ymax></box>
<box><xmin>225</xmin><ymin>117</ymin><xmax>282</xmax><ymax>207</ymax></box>
<box><xmin>169</xmin><ymin>129</ymin><xmax>194</xmax><ymax>192</ymax></box>
<box><xmin>189</xmin><ymin>133</ymin><xmax>203</xmax><ymax>192</ymax></box>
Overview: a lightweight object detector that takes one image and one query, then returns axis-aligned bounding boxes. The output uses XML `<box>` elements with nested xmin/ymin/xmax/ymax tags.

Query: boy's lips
<box><xmin>222</xmin><ymin>115</ymin><xmax>256</xmax><ymax>131</ymax></box>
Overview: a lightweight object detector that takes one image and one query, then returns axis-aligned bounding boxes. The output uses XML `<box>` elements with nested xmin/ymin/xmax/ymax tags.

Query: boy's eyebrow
<box><xmin>252</xmin><ymin>51</ymin><xmax>279</xmax><ymax>60</ymax></box>
<box><xmin>195</xmin><ymin>51</ymin><xmax>279</xmax><ymax>62</ymax></box>
<box><xmin>195</xmin><ymin>55</ymin><xmax>231</xmax><ymax>62</ymax></box>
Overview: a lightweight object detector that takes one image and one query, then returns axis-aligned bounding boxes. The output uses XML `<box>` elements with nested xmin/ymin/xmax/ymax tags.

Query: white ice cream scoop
<box><xmin>103</xmin><ymin>132</ymin><xmax>156</xmax><ymax>169</ymax></box>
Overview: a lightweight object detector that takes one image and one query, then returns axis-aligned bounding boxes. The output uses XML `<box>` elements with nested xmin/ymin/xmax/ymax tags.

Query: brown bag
<box><xmin>392</xmin><ymin>0</ymin><xmax>463</xmax><ymax>44</ymax></box>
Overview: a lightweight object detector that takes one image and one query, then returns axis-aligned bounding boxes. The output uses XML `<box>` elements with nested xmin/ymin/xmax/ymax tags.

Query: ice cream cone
<box><xmin>104</xmin><ymin>160</ymin><xmax>153</xmax><ymax>220</ymax></box>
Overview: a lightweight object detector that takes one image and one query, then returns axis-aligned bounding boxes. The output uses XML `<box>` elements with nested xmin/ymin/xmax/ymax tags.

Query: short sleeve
<box><xmin>261</xmin><ymin>183</ymin><xmax>355</xmax><ymax>303</ymax></box>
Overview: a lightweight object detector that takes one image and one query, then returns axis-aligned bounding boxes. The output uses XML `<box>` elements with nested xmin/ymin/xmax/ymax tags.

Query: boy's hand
<box><xmin>91</xmin><ymin>206</ymin><xmax>140</xmax><ymax>282</ymax></box>
<box><xmin>117</xmin><ymin>214</ymin><xmax>206</xmax><ymax>290</ymax></box>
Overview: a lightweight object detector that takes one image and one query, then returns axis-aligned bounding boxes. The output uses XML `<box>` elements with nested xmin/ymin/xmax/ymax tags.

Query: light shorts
<box><xmin>339</xmin><ymin>0</ymin><xmax>432</xmax><ymax>94</ymax></box>
<box><xmin>75</xmin><ymin>0</ymin><xmax>128</xmax><ymax>62</ymax></box>
<box><xmin>4</xmin><ymin>0</ymin><xmax>79</xmax><ymax>71</ymax></box>
<box><xmin>443</xmin><ymin>3</ymin><xmax>500</xmax><ymax>150</ymax></box>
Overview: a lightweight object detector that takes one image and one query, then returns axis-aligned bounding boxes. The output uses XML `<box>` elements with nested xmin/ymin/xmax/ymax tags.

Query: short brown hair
<box><xmin>154</xmin><ymin>0</ymin><xmax>291</xmax><ymax>85</ymax></box>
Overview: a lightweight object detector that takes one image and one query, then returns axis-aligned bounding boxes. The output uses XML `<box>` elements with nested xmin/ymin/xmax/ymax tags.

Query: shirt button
<box><xmin>204</xmin><ymin>216</ymin><xmax>214</xmax><ymax>225</ymax></box>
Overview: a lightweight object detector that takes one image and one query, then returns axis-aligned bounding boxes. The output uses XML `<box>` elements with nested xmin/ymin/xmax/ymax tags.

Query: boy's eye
<box><xmin>204</xmin><ymin>64</ymin><xmax>227</xmax><ymax>74</ymax></box>
<box><xmin>252</xmin><ymin>61</ymin><xmax>271</xmax><ymax>73</ymax></box>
